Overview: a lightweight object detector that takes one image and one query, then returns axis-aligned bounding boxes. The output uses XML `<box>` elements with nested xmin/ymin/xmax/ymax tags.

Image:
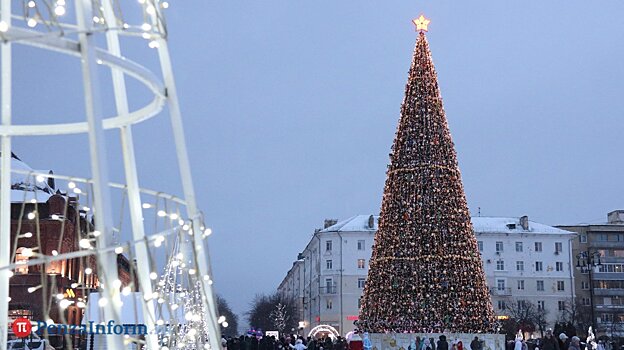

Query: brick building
<box><xmin>7</xmin><ymin>154</ymin><xmax>135</xmax><ymax>328</ymax></box>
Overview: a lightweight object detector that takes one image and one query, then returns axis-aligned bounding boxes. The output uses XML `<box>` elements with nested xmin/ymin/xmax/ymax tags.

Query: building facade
<box><xmin>557</xmin><ymin>210</ymin><xmax>624</xmax><ymax>339</ymax></box>
<box><xmin>473</xmin><ymin>216</ymin><xmax>577</xmax><ymax>328</ymax></box>
<box><xmin>277</xmin><ymin>215</ymin><xmax>377</xmax><ymax>337</ymax></box>
<box><xmin>279</xmin><ymin>214</ymin><xmax>578</xmax><ymax>337</ymax></box>
<box><xmin>6</xmin><ymin>155</ymin><xmax>135</xmax><ymax>347</ymax></box>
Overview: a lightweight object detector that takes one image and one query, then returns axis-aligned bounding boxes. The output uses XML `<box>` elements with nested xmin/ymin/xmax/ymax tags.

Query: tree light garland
<box><xmin>358</xmin><ymin>19</ymin><xmax>496</xmax><ymax>334</ymax></box>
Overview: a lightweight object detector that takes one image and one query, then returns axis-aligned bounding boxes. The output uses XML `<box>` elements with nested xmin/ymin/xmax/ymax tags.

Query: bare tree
<box><xmin>247</xmin><ymin>292</ymin><xmax>298</xmax><ymax>332</ymax></box>
<box><xmin>558</xmin><ymin>298</ymin><xmax>592</xmax><ymax>336</ymax></box>
<box><xmin>270</xmin><ymin>302</ymin><xmax>290</xmax><ymax>334</ymax></box>
<box><xmin>505</xmin><ymin>299</ymin><xmax>538</xmax><ymax>336</ymax></box>
<box><xmin>535</xmin><ymin>306</ymin><xmax>550</xmax><ymax>338</ymax></box>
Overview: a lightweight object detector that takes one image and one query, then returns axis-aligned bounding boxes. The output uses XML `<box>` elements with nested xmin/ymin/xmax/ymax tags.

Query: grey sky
<box><xmin>8</xmin><ymin>1</ymin><xmax>624</xmax><ymax>328</ymax></box>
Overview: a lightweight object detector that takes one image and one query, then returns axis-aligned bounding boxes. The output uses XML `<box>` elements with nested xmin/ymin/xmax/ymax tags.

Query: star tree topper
<box><xmin>412</xmin><ymin>14</ymin><xmax>430</xmax><ymax>32</ymax></box>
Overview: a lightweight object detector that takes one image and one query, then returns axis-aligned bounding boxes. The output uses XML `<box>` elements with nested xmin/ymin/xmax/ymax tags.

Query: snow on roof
<box><xmin>320</xmin><ymin>215</ymin><xmax>378</xmax><ymax>233</ymax></box>
<box><xmin>320</xmin><ymin>215</ymin><xmax>572</xmax><ymax>235</ymax></box>
<box><xmin>471</xmin><ymin>216</ymin><xmax>573</xmax><ymax>235</ymax></box>
<box><xmin>2</xmin><ymin>153</ymin><xmax>54</xmax><ymax>203</ymax></box>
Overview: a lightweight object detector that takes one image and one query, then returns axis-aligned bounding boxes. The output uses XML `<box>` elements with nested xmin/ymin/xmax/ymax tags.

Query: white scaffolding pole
<box><xmin>149</xmin><ymin>5</ymin><xmax>222</xmax><ymax>349</ymax></box>
<box><xmin>75</xmin><ymin>1</ymin><xmax>124</xmax><ymax>349</ymax></box>
<box><xmin>0</xmin><ymin>0</ymin><xmax>12</xmax><ymax>348</ymax></box>
<box><xmin>100</xmin><ymin>1</ymin><xmax>159</xmax><ymax>349</ymax></box>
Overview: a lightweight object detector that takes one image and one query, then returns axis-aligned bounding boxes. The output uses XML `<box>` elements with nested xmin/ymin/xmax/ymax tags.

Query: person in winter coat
<box><xmin>362</xmin><ymin>333</ymin><xmax>372</xmax><ymax>350</ymax></box>
<box><xmin>437</xmin><ymin>336</ymin><xmax>449</xmax><ymax>350</ymax></box>
<box><xmin>349</xmin><ymin>332</ymin><xmax>363</xmax><ymax>350</ymax></box>
<box><xmin>541</xmin><ymin>330</ymin><xmax>560</xmax><ymax>350</ymax></box>
<box><xmin>290</xmin><ymin>339</ymin><xmax>308</xmax><ymax>350</ymax></box>
<box><xmin>559</xmin><ymin>333</ymin><xmax>570</xmax><ymax>350</ymax></box>
<box><xmin>568</xmin><ymin>337</ymin><xmax>581</xmax><ymax>350</ymax></box>
<box><xmin>409</xmin><ymin>340</ymin><xmax>418</xmax><ymax>350</ymax></box>
<box><xmin>514</xmin><ymin>336</ymin><xmax>523</xmax><ymax>350</ymax></box>
<box><xmin>422</xmin><ymin>339</ymin><xmax>433</xmax><ymax>350</ymax></box>
<box><xmin>470</xmin><ymin>337</ymin><xmax>483</xmax><ymax>350</ymax></box>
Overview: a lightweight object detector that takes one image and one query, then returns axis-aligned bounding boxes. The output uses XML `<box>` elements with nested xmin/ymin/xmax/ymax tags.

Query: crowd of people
<box><xmin>222</xmin><ymin>334</ymin><xmax>351</xmax><ymax>350</ymax></box>
<box><xmin>221</xmin><ymin>333</ymin><xmax>484</xmax><ymax>350</ymax></box>
<box><xmin>512</xmin><ymin>330</ymin><xmax>612</xmax><ymax>350</ymax></box>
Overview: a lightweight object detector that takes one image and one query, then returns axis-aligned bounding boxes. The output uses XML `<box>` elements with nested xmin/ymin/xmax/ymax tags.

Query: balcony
<box><xmin>594</xmin><ymin>289</ymin><xmax>624</xmax><ymax>297</ymax></box>
<box><xmin>320</xmin><ymin>284</ymin><xmax>337</xmax><ymax>295</ymax></box>
<box><xmin>490</xmin><ymin>287</ymin><xmax>512</xmax><ymax>296</ymax></box>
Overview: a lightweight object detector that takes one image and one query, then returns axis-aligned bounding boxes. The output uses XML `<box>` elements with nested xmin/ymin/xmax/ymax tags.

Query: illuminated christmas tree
<box><xmin>359</xmin><ymin>15</ymin><xmax>496</xmax><ymax>333</ymax></box>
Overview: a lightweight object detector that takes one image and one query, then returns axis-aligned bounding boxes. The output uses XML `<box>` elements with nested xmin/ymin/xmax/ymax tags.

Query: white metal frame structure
<box><xmin>0</xmin><ymin>1</ymin><xmax>221</xmax><ymax>349</ymax></box>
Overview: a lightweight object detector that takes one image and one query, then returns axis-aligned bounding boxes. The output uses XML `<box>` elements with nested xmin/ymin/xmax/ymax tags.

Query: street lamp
<box><xmin>576</xmin><ymin>250</ymin><xmax>602</xmax><ymax>331</ymax></box>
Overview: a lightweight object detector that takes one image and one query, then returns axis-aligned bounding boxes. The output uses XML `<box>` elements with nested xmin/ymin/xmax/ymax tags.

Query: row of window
<box><xmin>496</xmin><ymin>300</ymin><xmax>568</xmax><ymax>311</ymax></box>
<box><xmin>480</xmin><ymin>241</ymin><xmax>564</xmax><ymax>254</ymax></box>
<box><xmin>325</xmin><ymin>259</ymin><xmax>366</xmax><ymax>270</ymax></box>
<box><xmin>594</xmin><ymin>280</ymin><xmax>624</xmax><ymax>289</ymax></box>
<box><xmin>494</xmin><ymin>260</ymin><xmax>566</xmax><ymax>272</ymax></box>
<box><xmin>597</xmin><ymin>249</ymin><xmax>624</xmax><ymax>258</ymax></box>
<box><xmin>597</xmin><ymin>263</ymin><xmax>624</xmax><ymax>273</ymax></box>
<box><xmin>594</xmin><ymin>233</ymin><xmax>624</xmax><ymax>242</ymax></box>
<box><xmin>325</xmin><ymin>240</ymin><xmax>366</xmax><ymax>251</ymax></box>
<box><xmin>496</xmin><ymin>279</ymin><xmax>566</xmax><ymax>291</ymax></box>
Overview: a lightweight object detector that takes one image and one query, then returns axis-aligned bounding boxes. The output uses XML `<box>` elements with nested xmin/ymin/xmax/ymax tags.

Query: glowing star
<box><xmin>412</xmin><ymin>14</ymin><xmax>430</xmax><ymax>32</ymax></box>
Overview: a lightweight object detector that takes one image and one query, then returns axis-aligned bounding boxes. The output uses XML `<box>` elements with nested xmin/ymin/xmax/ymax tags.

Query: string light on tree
<box><xmin>358</xmin><ymin>15</ymin><xmax>496</xmax><ymax>334</ymax></box>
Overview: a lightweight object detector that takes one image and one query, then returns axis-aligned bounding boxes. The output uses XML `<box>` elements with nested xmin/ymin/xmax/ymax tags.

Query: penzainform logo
<box><xmin>12</xmin><ymin>318</ymin><xmax>148</xmax><ymax>338</ymax></box>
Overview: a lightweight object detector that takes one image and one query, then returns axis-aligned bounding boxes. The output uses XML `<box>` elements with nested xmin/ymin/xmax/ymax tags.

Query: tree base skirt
<box><xmin>369</xmin><ymin>332</ymin><xmax>506</xmax><ymax>350</ymax></box>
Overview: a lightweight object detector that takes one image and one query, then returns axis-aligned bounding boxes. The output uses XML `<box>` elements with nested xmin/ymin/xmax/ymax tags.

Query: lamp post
<box><xmin>576</xmin><ymin>250</ymin><xmax>602</xmax><ymax>331</ymax></box>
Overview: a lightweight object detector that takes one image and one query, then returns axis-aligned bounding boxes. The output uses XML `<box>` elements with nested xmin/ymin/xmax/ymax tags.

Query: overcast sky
<box><xmin>8</xmin><ymin>1</ymin><xmax>624</xmax><ymax>329</ymax></box>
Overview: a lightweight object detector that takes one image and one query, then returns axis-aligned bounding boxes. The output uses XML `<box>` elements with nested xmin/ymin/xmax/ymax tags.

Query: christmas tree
<box><xmin>359</xmin><ymin>16</ymin><xmax>496</xmax><ymax>333</ymax></box>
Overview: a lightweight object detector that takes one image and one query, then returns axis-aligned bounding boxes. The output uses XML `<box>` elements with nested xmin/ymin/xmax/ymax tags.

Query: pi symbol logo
<box><xmin>12</xmin><ymin>318</ymin><xmax>32</xmax><ymax>338</ymax></box>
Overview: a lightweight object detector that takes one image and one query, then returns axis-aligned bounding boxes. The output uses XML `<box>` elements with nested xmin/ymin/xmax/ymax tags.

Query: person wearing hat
<box><xmin>559</xmin><ymin>333</ymin><xmax>570</xmax><ymax>350</ymax></box>
<box><xmin>568</xmin><ymin>337</ymin><xmax>581</xmax><ymax>350</ymax></box>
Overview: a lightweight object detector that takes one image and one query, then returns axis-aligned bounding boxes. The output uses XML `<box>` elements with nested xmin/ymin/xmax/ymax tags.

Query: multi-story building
<box><xmin>7</xmin><ymin>154</ymin><xmax>135</xmax><ymax>348</ymax></box>
<box><xmin>474</xmin><ymin>216</ymin><xmax>577</xmax><ymax>328</ymax></box>
<box><xmin>277</xmin><ymin>215</ymin><xmax>377</xmax><ymax>337</ymax></box>
<box><xmin>557</xmin><ymin>210</ymin><xmax>624</xmax><ymax>339</ymax></box>
<box><xmin>279</xmin><ymin>214</ymin><xmax>577</xmax><ymax>337</ymax></box>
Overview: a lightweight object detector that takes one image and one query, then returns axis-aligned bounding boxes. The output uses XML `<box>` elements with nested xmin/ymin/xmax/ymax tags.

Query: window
<box><xmin>556</xmin><ymin>262</ymin><xmax>564</xmax><ymax>272</ymax></box>
<box><xmin>516</xmin><ymin>261</ymin><xmax>524</xmax><ymax>271</ymax></box>
<box><xmin>558</xmin><ymin>301</ymin><xmax>566</xmax><ymax>311</ymax></box>
<box><xmin>518</xmin><ymin>280</ymin><xmax>525</xmax><ymax>290</ymax></box>
<box><xmin>518</xmin><ymin>300</ymin><xmax>527</xmax><ymax>310</ymax></box>
<box><xmin>496</xmin><ymin>241</ymin><xmax>504</xmax><ymax>253</ymax></box>
<box><xmin>357</xmin><ymin>240</ymin><xmax>365</xmax><ymax>251</ymax></box>
<box><xmin>326</xmin><ymin>299</ymin><xmax>333</xmax><ymax>310</ymax></box>
<box><xmin>14</xmin><ymin>247</ymin><xmax>31</xmax><ymax>275</ymax></box>
<box><xmin>497</xmin><ymin>300</ymin><xmax>506</xmax><ymax>310</ymax></box>
<box><xmin>555</xmin><ymin>242</ymin><xmax>563</xmax><ymax>253</ymax></box>
<box><xmin>581</xmin><ymin>281</ymin><xmax>590</xmax><ymax>290</ymax></box>
<box><xmin>477</xmin><ymin>241</ymin><xmax>483</xmax><ymax>252</ymax></box>
<box><xmin>516</xmin><ymin>242</ymin><xmax>523</xmax><ymax>252</ymax></box>
<box><xmin>326</xmin><ymin>260</ymin><xmax>333</xmax><ymax>270</ymax></box>
<box><xmin>557</xmin><ymin>281</ymin><xmax>565</xmax><ymax>291</ymax></box>
<box><xmin>357</xmin><ymin>259</ymin><xmax>365</xmax><ymax>269</ymax></box>
<box><xmin>537</xmin><ymin>280</ymin><xmax>544</xmax><ymax>291</ymax></box>
<box><xmin>582</xmin><ymin>298</ymin><xmax>591</xmax><ymax>306</ymax></box>
<box><xmin>358</xmin><ymin>278</ymin><xmax>366</xmax><ymax>289</ymax></box>
<box><xmin>358</xmin><ymin>297</ymin><xmax>362</xmax><ymax>309</ymax></box>
<box><xmin>580</xmin><ymin>235</ymin><xmax>587</xmax><ymax>243</ymax></box>
<box><xmin>496</xmin><ymin>260</ymin><xmax>505</xmax><ymax>271</ymax></box>
<box><xmin>598</xmin><ymin>264</ymin><xmax>624</xmax><ymax>273</ymax></box>
<box><xmin>326</xmin><ymin>240</ymin><xmax>332</xmax><ymax>251</ymax></box>
<box><xmin>497</xmin><ymin>279</ymin><xmax>506</xmax><ymax>290</ymax></box>
<box><xmin>535</xmin><ymin>261</ymin><xmax>543</xmax><ymax>272</ymax></box>
<box><xmin>537</xmin><ymin>301</ymin><xmax>545</xmax><ymax>310</ymax></box>
<box><xmin>601</xmin><ymin>314</ymin><xmax>614</xmax><ymax>323</ymax></box>
<box><xmin>535</xmin><ymin>242</ymin><xmax>543</xmax><ymax>252</ymax></box>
